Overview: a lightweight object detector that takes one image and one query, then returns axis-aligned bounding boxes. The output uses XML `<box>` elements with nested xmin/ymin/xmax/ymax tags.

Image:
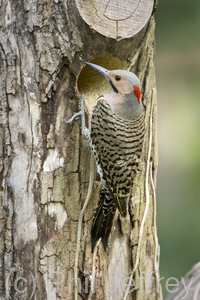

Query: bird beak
<box><xmin>85</xmin><ymin>62</ymin><xmax>119</xmax><ymax>93</ymax></box>
<box><xmin>85</xmin><ymin>62</ymin><xmax>110</xmax><ymax>80</ymax></box>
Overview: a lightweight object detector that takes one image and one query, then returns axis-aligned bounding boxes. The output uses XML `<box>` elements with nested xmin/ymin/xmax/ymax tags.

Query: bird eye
<box><xmin>115</xmin><ymin>75</ymin><xmax>121</xmax><ymax>81</ymax></box>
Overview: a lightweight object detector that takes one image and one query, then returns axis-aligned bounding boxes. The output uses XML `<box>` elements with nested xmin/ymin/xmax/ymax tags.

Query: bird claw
<box><xmin>65</xmin><ymin>94</ymin><xmax>90</xmax><ymax>140</ymax></box>
<box><xmin>65</xmin><ymin>111</ymin><xmax>83</xmax><ymax>123</ymax></box>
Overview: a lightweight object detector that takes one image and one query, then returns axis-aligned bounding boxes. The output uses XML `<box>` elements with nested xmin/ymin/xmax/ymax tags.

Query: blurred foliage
<box><xmin>155</xmin><ymin>0</ymin><xmax>200</xmax><ymax>297</ymax></box>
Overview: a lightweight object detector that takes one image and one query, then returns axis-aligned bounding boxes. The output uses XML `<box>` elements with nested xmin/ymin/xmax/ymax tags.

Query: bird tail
<box><xmin>91</xmin><ymin>188</ymin><xmax>116</xmax><ymax>252</ymax></box>
<box><xmin>114</xmin><ymin>194</ymin><xmax>129</xmax><ymax>218</ymax></box>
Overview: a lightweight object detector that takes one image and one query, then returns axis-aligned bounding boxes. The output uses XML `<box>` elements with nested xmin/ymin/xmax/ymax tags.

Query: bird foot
<box><xmin>65</xmin><ymin>94</ymin><xmax>90</xmax><ymax>140</ymax></box>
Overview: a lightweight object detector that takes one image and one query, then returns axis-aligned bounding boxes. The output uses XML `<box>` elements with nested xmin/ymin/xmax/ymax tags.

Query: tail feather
<box><xmin>91</xmin><ymin>189</ymin><xmax>116</xmax><ymax>252</ymax></box>
<box><xmin>115</xmin><ymin>195</ymin><xmax>129</xmax><ymax>218</ymax></box>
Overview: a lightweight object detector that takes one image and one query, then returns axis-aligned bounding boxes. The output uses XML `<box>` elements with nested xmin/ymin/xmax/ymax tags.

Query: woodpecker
<box><xmin>85</xmin><ymin>62</ymin><xmax>145</xmax><ymax>252</ymax></box>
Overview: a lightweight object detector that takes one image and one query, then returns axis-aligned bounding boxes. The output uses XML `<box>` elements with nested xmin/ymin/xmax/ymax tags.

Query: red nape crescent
<box><xmin>133</xmin><ymin>85</ymin><xmax>142</xmax><ymax>103</ymax></box>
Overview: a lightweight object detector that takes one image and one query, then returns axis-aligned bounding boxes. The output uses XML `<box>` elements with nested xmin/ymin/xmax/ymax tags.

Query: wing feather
<box><xmin>90</xmin><ymin>96</ymin><xmax>144</xmax><ymax>216</ymax></box>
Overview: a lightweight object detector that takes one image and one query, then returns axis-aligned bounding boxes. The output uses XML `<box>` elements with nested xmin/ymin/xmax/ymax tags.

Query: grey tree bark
<box><xmin>0</xmin><ymin>0</ymin><xmax>162</xmax><ymax>299</ymax></box>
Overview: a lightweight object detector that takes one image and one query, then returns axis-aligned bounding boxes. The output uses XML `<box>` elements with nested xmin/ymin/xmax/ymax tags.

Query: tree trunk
<box><xmin>0</xmin><ymin>0</ymin><xmax>162</xmax><ymax>299</ymax></box>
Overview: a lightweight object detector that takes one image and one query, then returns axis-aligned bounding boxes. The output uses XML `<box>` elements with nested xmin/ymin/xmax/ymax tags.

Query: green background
<box><xmin>155</xmin><ymin>0</ymin><xmax>200</xmax><ymax>297</ymax></box>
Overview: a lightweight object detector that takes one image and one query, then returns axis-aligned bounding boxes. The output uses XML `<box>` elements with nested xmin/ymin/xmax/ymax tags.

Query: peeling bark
<box><xmin>0</xmin><ymin>0</ymin><xmax>162</xmax><ymax>299</ymax></box>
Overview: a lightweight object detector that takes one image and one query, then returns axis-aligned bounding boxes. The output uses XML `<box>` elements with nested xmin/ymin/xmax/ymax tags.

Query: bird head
<box><xmin>85</xmin><ymin>62</ymin><xmax>142</xmax><ymax>103</ymax></box>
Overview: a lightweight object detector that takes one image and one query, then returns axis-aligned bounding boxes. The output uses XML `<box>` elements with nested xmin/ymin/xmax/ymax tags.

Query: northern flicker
<box><xmin>85</xmin><ymin>62</ymin><xmax>145</xmax><ymax>252</ymax></box>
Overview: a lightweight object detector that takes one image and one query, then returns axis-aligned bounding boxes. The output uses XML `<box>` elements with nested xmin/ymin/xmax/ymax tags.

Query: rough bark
<box><xmin>0</xmin><ymin>0</ymin><xmax>162</xmax><ymax>299</ymax></box>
